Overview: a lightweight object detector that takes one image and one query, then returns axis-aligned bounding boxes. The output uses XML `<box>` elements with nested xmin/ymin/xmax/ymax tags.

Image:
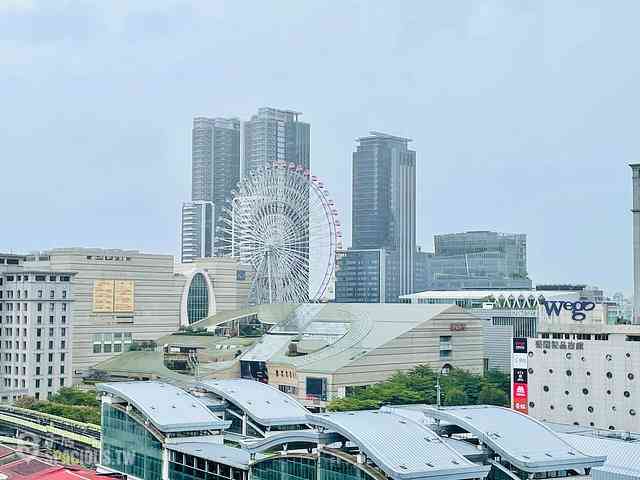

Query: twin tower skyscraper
<box><xmin>181</xmin><ymin>108</ymin><xmax>310</xmax><ymax>263</ymax></box>
<box><xmin>181</xmin><ymin>108</ymin><xmax>417</xmax><ymax>303</ymax></box>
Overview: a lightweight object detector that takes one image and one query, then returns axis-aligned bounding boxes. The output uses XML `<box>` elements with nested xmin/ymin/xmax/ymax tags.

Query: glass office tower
<box><xmin>429</xmin><ymin>231</ymin><xmax>531</xmax><ymax>290</ymax></box>
<box><xmin>352</xmin><ymin>132</ymin><xmax>416</xmax><ymax>302</ymax></box>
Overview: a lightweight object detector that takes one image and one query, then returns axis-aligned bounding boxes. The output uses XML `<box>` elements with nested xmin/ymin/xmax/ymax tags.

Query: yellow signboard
<box><xmin>92</xmin><ymin>279</ymin><xmax>135</xmax><ymax>313</ymax></box>
<box><xmin>93</xmin><ymin>280</ymin><xmax>115</xmax><ymax>313</ymax></box>
<box><xmin>114</xmin><ymin>280</ymin><xmax>135</xmax><ymax>313</ymax></box>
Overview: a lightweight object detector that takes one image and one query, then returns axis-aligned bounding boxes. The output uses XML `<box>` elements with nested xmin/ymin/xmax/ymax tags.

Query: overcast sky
<box><xmin>1</xmin><ymin>1</ymin><xmax>637</xmax><ymax>295</ymax></box>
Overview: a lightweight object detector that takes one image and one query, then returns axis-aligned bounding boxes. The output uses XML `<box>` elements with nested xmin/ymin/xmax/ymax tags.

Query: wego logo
<box><xmin>543</xmin><ymin>300</ymin><xmax>595</xmax><ymax>321</ymax></box>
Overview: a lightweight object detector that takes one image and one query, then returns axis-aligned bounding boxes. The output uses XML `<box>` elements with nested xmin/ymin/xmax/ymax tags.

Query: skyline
<box><xmin>1</xmin><ymin>1</ymin><xmax>637</xmax><ymax>295</ymax></box>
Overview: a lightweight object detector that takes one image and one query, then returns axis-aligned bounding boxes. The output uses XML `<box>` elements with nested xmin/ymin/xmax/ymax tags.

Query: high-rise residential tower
<box><xmin>351</xmin><ymin>132</ymin><xmax>416</xmax><ymax>302</ymax></box>
<box><xmin>631</xmin><ymin>163</ymin><xmax>640</xmax><ymax>323</ymax></box>
<box><xmin>182</xmin><ymin>117</ymin><xmax>240</xmax><ymax>262</ymax></box>
<box><xmin>243</xmin><ymin>107</ymin><xmax>310</xmax><ymax>174</ymax></box>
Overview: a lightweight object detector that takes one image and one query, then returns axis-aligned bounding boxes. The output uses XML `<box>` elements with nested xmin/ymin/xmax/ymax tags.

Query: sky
<box><xmin>0</xmin><ymin>1</ymin><xmax>637</xmax><ymax>295</ymax></box>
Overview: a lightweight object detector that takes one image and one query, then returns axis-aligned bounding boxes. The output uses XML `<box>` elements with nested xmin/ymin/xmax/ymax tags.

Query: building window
<box><xmin>93</xmin><ymin>334</ymin><xmax>102</xmax><ymax>353</ymax></box>
<box><xmin>306</xmin><ymin>377</ymin><xmax>327</xmax><ymax>401</ymax></box>
<box><xmin>187</xmin><ymin>273</ymin><xmax>209</xmax><ymax>324</ymax></box>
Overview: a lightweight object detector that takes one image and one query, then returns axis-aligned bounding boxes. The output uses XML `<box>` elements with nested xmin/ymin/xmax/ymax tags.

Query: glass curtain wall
<box><xmin>101</xmin><ymin>403</ymin><xmax>163</xmax><ymax>480</ymax></box>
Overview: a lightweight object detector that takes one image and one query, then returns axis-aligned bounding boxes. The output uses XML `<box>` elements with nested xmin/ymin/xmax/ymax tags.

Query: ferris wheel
<box><xmin>217</xmin><ymin>161</ymin><xmax>342</xmax><ymax>304</ymax></box>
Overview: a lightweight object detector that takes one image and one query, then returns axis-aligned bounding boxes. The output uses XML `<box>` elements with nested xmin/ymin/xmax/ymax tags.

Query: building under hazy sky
<box><xmin>352</xmin><ymin>132</ymin><xmax>416</xmax><ymax>301</ymax></box>
<box><xmin>1</xmin><ymin>2</ymin><xmax>637</xmax><ymax>294</ymax></box>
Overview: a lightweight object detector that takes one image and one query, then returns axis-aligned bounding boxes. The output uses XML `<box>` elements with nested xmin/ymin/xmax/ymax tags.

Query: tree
<box><xmin>327</xmin><ymin>365</ymin><xmax>510</xmax><ymax>412</ymax></box>
<box><xmin>478</xmin><ymin>385</ymin><xmax>508</xmax><ymax>406</ymax></box>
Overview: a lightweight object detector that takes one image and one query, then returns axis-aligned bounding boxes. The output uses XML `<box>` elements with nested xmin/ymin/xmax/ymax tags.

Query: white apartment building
<box><xmin>0</xmin><ymin>260</ymin><xmax>75</xmax><ymax>402</ymax></box>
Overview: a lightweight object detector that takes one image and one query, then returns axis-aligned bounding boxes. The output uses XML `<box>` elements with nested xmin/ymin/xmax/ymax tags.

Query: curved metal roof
<box><xmin>198</xmin><ymin>379</ymin><xmax>310</xmax><ymax>426</ymax></box>
<box><xmin>558</xmin><ymin>432</ymin><xmax>640</xmax><ymax>479</ymax></box>
<box><xmin>240</xmin><ymin>430</ymin><xmax>342</xmax><ymax>454</ymax></box>
<box><xmin>98</xmin><ymin>381</ymin><xmax>228</xmax><ymax>433</ymax></box>
<box><xmin>169</xmin><ymin>442</ymin><xmax>251</xmax><ymax>470</ymax></box>
<box><xmin>308</xmin><ymin>410</ymin><xmax>490</xmax><ymax>480</ymax></box>
<box><xmin>423</xmin><ymin>406</ymin><xmax>605</xmax><ymax>473</ymax></box>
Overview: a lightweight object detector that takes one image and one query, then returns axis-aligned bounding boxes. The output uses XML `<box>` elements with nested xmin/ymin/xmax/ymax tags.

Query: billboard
<box><xmin>93</xmin><ymin>279</ymin><xmax>135</xmax><ymax>313</ymax></box>
<box><xmin>511</xmin><ymin>337</ymin><xmax>528</xmax><ymax>414</ymax></box>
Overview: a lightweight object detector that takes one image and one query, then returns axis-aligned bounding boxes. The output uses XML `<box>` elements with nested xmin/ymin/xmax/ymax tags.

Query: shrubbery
<box><xmin>15</xmin><ymin>387</ymin><xmax>101</xmax><ymax>425</ymax></box>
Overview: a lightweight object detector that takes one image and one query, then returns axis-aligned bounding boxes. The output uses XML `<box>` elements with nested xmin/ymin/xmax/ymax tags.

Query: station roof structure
<box><xmin>308</xmin><ymin>410</ymin><xmax>490</xmax><ymax>480</ymax></box>
<box><xmin>198</xmin><ymin>379</ymin><xmax>310</xmax><ymax>426</ymax></box>
<box><xmin>422</xmin><ymin>406</ymin><xmax>605</xmax><ymax>473</ymax></box>
<box><xmin>168</xmin><ymin>442</ymin><xmax>251</xmax><ymax>471</ymax></box>
<box><xmin>97</xmin><ymin>381</ymin><xmax>228</xmax><ymax>433</ymax></box>
<box><xmin>558</xmin><ymin>432</ymin><xmax>640</xmax><ymax>480</ymax></box>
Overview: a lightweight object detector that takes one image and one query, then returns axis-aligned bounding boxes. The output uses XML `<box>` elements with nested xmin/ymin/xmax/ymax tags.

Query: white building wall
<box><xmin>527</xmin><ymin>333</ymin><xmax>640</xmax><ymax>432</ymax></box>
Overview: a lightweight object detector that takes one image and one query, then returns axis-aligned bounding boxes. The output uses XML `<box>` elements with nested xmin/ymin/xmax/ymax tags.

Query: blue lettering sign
<box><xmin>543</xmin><ymin>300</ymin><xmax>595</xmax><ymax>321</ymax></box>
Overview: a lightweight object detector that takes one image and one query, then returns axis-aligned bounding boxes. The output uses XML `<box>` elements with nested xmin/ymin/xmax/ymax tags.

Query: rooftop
<box><xmin>308</xmin><ymin>410</ymin><xmax>490</xmax><ymax>480</ymax></box>
<box><xmin>97</xmin><ymin>381</ymin><xmax>228</xmax><ymax>433</ymax></box>
<box><xmin>168</xmin><ymin>442</ymin><xmax>251</xmax><ymax>470</ymax></box>
<box><xmin>422</xmin><ymin>406</ymin><xmax>605</xmax><ymax>473</ymax></box>
<box><xmin>558</xmin><ymin>432</ymin><xmax>640</xmax><ymax>479</ymax></box>
<box><xmin>401</xmin><ymin>290</ymin><xmax>579</xmax><ymax>301</ymax></box>
<box><xmin>258</xmin><ymin>303</ymin><xmax>457</xmax><ymax>374</ymax></box>
<box><xmin>198</xmin><ymin>379</ymin><xmax>310</xmax><ymax>426</ymax></box>
<box><xmin>357</xmin><ymin>131</ymin><xmax>412</xmax><ymax>143</ymax></box>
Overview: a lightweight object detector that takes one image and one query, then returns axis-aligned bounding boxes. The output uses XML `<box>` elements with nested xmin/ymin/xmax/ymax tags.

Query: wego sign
<box><xmin>543</xmin><ymin>300</ymin><xmax>595</xmax><ymax>321</ymax></box>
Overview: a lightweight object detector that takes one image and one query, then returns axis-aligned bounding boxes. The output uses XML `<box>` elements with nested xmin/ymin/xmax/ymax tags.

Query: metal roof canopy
<box><xmin>168</xmin><ymin>442</ymin><xmax>251</xmax><ymax>470</ymax></box>
<box><xmin>423</xmin><ymin>406</ymin><xmax>606</xmax><ymax>473</ymax></box>
<box><xmin>98</xmin><ymin>381</ymin><xmax>229</xmax><ymax>433</ymax></box>
<box><xmin>240</xmin><ymin>430</ymin><xmax>342</xmax><ymax>454</ymax></box>
<box><xmin>198</xmin><ymin>379</ymin><xmax>310</xmax><ymax>426</ymax></box>
<box><xmin>308</xmin><ymin>410</ymin><xmax>490</xmax><ymax>480</ymax></box>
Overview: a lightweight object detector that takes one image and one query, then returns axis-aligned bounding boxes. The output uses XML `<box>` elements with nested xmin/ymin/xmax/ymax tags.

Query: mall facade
<box><xmin>0</xmin><ymin>249</ymin><xmax>251</xmax><ymax>402</ymax></box>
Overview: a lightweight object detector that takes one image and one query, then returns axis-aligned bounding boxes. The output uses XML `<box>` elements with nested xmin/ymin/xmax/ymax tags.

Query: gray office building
<box><xmin>183</xmin><ymin>117</ymin><xmax>240</xmax><ymax>262</ymax></box>
<box><xmin>335</xmin><ymin>249</ymin><xmax>386</xmax><ymax>303</ymax></box>
<box><xmin>243</xmin><ymin>107</ymin><xmax>310</xmax><ymax>174</ymax></box>
<box><xmin>352</xmin><ymin>132</ymin><xmax>416</xmax><ymax>302</ymax></box>
<box><xmin>429</xmin><ymin>231</ymin><xmax>531</xmax><ymax>290</ymax></box>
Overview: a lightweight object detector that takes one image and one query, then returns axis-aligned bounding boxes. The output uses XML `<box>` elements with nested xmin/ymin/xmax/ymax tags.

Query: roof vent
<box><xmin>545</xmin><ymin>453</ymin><xmax>553</xmax><ymax>458</ymax></box>
<box><xmin>398</xmin><ymin>465</ymin><xmax>408</xmax><ymax>470</ymax></box>
<box><xmin>451</xmin><ymin>461</ymin><xmax>459</xmax><ymax>465</ymax></box>
<box><xmin>426</xmin><ymin>463</ymin><xmax>434</xmax><ymax>468</ymax></box>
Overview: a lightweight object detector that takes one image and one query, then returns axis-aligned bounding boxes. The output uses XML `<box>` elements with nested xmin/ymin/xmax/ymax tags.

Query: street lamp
<box><xmin>436</xmin><ymin>365</ymin><xmax>450</xmax><ymax>408</ymax></box>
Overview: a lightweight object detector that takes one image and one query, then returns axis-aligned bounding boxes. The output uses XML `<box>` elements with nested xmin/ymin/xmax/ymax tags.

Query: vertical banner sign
<box><xmin>511</xmin><ymin>337</ymin><xmax>529</xmax><ymax>414</ymax></box>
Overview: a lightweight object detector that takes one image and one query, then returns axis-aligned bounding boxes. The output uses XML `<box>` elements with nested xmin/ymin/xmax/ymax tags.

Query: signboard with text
<box><xmin>511</xmin><ymin>337</ymin><xmax>528</xmax><ymax>414</ymax></box>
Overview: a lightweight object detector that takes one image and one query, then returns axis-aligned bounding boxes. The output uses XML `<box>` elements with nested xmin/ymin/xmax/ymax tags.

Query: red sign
<box><xmin>450</xmin><ymin>323</ymin><xmax>466</xmax><ymax>332</ymax></box>
<box><xmin>512</xmin><ymin>382</ymin><xmax>528</xmax><ymax>414</ymax></box>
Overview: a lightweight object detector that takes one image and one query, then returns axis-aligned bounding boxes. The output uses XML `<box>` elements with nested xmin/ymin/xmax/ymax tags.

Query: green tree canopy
<box><xmin>327</xmin><ymin>366</ymin><xmax>510</xmax><ymax>411</ymax></box>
